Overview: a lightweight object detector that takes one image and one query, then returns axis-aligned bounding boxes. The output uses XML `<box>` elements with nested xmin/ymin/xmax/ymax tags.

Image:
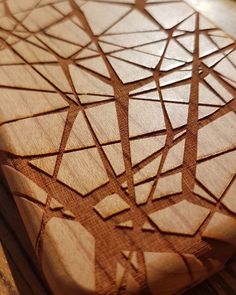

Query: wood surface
<box><xmin>0</xmin><ymin>0</ymin><xmax>236</xmax><ymax>294</ymax></box>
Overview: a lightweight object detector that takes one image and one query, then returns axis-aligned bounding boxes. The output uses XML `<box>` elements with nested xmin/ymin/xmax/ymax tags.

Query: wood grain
<box><xmin>0</xmin><ymin>0</ymin><xmax>235</xmax><ymax>294</ymax></box>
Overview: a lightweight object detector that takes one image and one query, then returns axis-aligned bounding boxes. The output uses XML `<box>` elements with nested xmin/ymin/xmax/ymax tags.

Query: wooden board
<box><xmin>0</xmin><ymin>0</ymin><xmax>236</xmax><ymax>294</ymax></box>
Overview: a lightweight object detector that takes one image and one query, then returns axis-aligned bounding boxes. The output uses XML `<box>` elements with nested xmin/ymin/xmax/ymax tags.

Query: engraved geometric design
<box><xmin>149</xmin><ymin>200</ymin><xmax>210</xmax><ymax>236</ymax></box>
<box><xmin>0</xmin><ymin>0</ymin><xmax>235</xmax><ymax>294</ymax></box>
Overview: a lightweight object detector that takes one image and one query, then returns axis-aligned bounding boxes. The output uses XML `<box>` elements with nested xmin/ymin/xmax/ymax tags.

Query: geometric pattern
<box><xmin>0</xmin><ymin>0</ymin><xmax>236</xmax><ymax>294</ymax></box>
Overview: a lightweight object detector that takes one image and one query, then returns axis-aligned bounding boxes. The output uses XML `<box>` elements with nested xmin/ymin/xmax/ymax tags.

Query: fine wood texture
<box><xmin>0</xmin><ymin>0</ymin><xmax>236</xmax><ymax>294</ymax></box>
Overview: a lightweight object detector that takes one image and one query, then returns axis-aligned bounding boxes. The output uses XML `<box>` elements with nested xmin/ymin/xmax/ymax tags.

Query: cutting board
<box><xmin>0</xmin><ymin>0</ymin><xmax>236</xmax><ymax>294</ymax></box>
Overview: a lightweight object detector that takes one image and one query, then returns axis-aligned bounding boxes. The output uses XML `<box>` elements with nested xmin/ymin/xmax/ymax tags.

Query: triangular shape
<box><xmin>199</xmin><ymin>82</ymin><xmax>224</xmax><ymax>105</ymax></box>
<box><xmin>199</xmin><ymin>15</ymin><xmax>215</xmax><ymax>30</ymax></box>
<box><xmin>99</xmin><ymin>31</ymin><xmax>167</xmax><ymax>48</ymax></box>
<box><xmin>210</xmin><ymin>35</ymin><xmax>234</xmax><ymax>49</ymax></box>
<box><xmin>85</xmin><ymin>102</ymin><xmax>120</xmax><ymax>144</ymax></box>
<box><xmin>65</xmin><ymin>111</ymin><xmax>95</xmax><ymax>151</ymax></box>
<box><xmin>162</xmin><ymin>83</ymin><xmax>190</xmax><ymax>103</ymax></box>
<box><xmin>111</xmin><ymin>49</ymin><xmax>160</xmax><ymax>69</ymax></box>
<box><xmin>131</xmin><ymin>89</ymin><xmax>160</xmax><ymax>101</ymax></box>
<box><xmin>177</xmin><ymin>34</ymin><xmax>195</xmax><ymax>53</ymax></box>
<box><xmin>46</xmin><ymin>19</ymin><xmax>90</xmax><ymax>46</ymax></box>
<box><xmin>199</xmin><ymin>105</ymin><xmax>219</xmax><ymax>119</ymax></box>
<box><xmin>108</xmin><ymin>56</ymin><xmax>152</xmax><ymax>83</ymax></box>
<box><xmin>35</xmin><ymin>64</ymin><xmax>71</xmax><ymax>92</ymax></box>
<box><xmin>152</xmin><ymin>172</ymin><xmax>182</xmax><ymax>200</ymax></box>
<box><xmin>142</xmin><ymin>220</ymin><xmax>155</xmax><ymax>232</ymax></box>
<box><xmin>130</xmin><ymin>135</ymin><xmax>166</xmax><ymax>166</ymax></box>
<box><xmin>69</xmin><ymin>64</ymin><xmax>114</xmax><ymax>95</ymax></box>
<box><xmin>165</xmin><ymin>102</ymin><xmax>189</xmax><ymax>129</ymax></box>
<box><xmin>99</xmin><ymin>41</ymin><xmax>123</xmax><ymax>53</ymax></box>
<box><xmin>58</xmin><ymin>148</ymin><xmax>109</xmax><ymax>196</ymax></box>
<box><xmin>102</xmin><ymin>143</ymin><xmax>125</xmax><ymax>175</ymax></box>
<box><xmin>199</xmin><ymin>34</ymin><xmax>218</xmax><ymax>57</ymax></box>
<box><xmin>133</xmin><ymin>155</ymin><xmax>162</xmax><ymax>185</ymax></box>
<box><xmin>0</xmin><ymin>64</ymin><xmax>54</xmax><ymax>91</ymax></box>
<box><xmin>0</xmin><ymin>47</ymin><xmax>23</xmax><ymax>64</ymax></box>
<box><xmin>146</xmin><ymin>2</ymin><xmax>194</xmax><ymax>29</ymax></box>
<box><xmin>177</xmin><ymin>14</ymin><xmax>196</xmax><ymax>32</ymax></box>
<box><xmin>193</xmin><ymin>184</ymin><xmax>216</xmax><ymax>203</ymax></box>
<box><xmin>160</xmin><ymin>58</ymin><xmax>185</xmax><ymax>71</ymax></box>
<box><xmin>196</xmin><ymin>150</ymin><xmax>236</xmax><ymax>199</ymax></box>
<box><xmin>134</xmin><ymin>181</ymin><xmax>154</xmax><ymax>205</ymax></box>
<box><xmin>122</xmin><ymin>250</ymin><xmax>130</xmax><ymax>259</ymax></box>
<box><xmin>50</xmin><ymin>198</ymin><xmax>64</xmax><ymax>210</ymax></box>
<box><xmin>13</xmin><ymin>40</ymin><xmax>57</xmax><ymax>63</ymax></box>
<box><xmin>77</xmin><ymin>56</ymin><xmax>110</xmax><ymax>78</ymax></box>
<box><xmin>75</xmin><ymin>48</ymin><xmax>99</xmax><ymax>59</ymax></box>
<box><xmin>106</xmin><ymin>9</ymin><xmax>159</xmax><ymax>34</ymax></box>
<box><xmin>165</xmin><ymin>39</ymin><xmax>192</xmax><ymax>62</ymax></box>
<box><xmin>63</xmin><ymin>209</ymin><xmax>75</xmax><ymax>218</ymax></box>
<box><xmin>30</xmin><ymin>155</ymin><xmax>57</xmax><ymax>176</ymax></box>
<box><xmin>162</xmin><ymin>140</ymin><xmax>185</xmax><ymax>173</ymax></box>
<box><xmin>135</xmin><ymin>40</ymin><xmax>167</xmax><ymax>57</ymax></box>
<box><xmin>129</xmin><ymin>81</ymin><xmax>156</xmax><ymax>95</ymax></box>
<box><xmin>117</xmin><ymin>220</ymin><xmax>133</xmax><ymax>229</ymax></box>
<box><xmin>81</xmin><ymin>1</ymin><xmax>131</xmax><ymax>35</ymax></box>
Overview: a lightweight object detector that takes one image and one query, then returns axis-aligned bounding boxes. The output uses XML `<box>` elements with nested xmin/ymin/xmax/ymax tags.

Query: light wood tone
<box><xmin>115</xmin><ymin>263</ymin><xmax>125</xmax><ymax>289</ymax></box>
<box><xmin>149</xmin><ymin>200</ymin><xmax>210</xmax><ymax>236</ymax></box>
<box><xmin>34</xmin><ymin>65</ymin><xmax>72</xmax><ymax>93</ymax></box>
<box><xmin>81</xmin><ymin>2</ymin><xmax>131</xmax><ymax>36</ymax></box>
<box><xmin>102</xmin><ymin>143</ymin><xmax>125</xmax><ymax>175</ymax></box>
<box><xmin>108</xmin><ymin>56</ymin><xmax>152</xmax><ymax>84</ymax></box>
<box><xmin>0</xmin><ymin>0</ymin><xmax>236</xmax><ymax>294</ymax></box>
<box><xmin>77</xmin><ymin>56</ymin><xmax>110</xmax><ymax>78</ymax></box>
<box><xmin>193</xmin><ymin>184</ymin><xmax>216</xmax><ymax>204</ymax></box>
<box><xmin>128</xmin><ymin>100</ymin><xmax>165</xmax><ymax>137</ymax></box>
<box><xmin>0</xmin><ymin>89</ymin><xmax>68</xmax><ymax>124</ymax></box>
<box><xmin>133</xmin><ymin>155</ymin><xmax>161</xmax><ymax>185</ymax></box>
<box><xmin>46</xmin><ymin>20</ymin><xmax>90</xmax><ymax>46</ymax></box>
<box><xmin>130</xmin><ymin>135</ymin><xmax>166</xmax><ymax>166</ymax></box>
<box><xmin>146</xmin><ymin>2</ymin><xmax>194</xmax><ymax>29</ymax></box>
<box><xmin>106</xmin><ymin>9</ymin><xmax>159</xmax><ymax>34</ymax></box>
<box><xmin>65</xmin><ymin>111</ymin><xmax>95</xmax><ymax>151</ymax></box>
<box><xmin>162</xmin><ymin>140</ymin><xmax>185</xmax><ymax>173</ymax></box>
<box><xmin>134</xmin><ymin>181</ymin><xmax>154</xmax><ymax>205</ymax></box>
<box><xmin>117</xmin><ymin>220</ymin><xmax>133</xmax><ymax>229</ymax></box>
<box><xmin>144</xmin><ymin>252</ymin><xmax>205</xmax><ymax>295</ymax></box>
<box><xmin>204</xmin><ymin>73</ymin><xmax>233</xmax><ymax>102</ymax></box>
<box><xmin>57</xmin><ymin>148</ymin><xmax>109</xmax><ymax>196</ymax></box>
<box><xmin>85</xmin><ymin>102</ymin><xmax>120</xmax><ymax>144</ymax></box>
<box><xmin>94</xmin><ymin>193</ymin><xmax>130</xmax><ymax>219</ymax></box>
<box><xmin>0</xmin><ymin>65</ymin><xmax>54</xmax><ymax>91</ymax></box>
<box><xmin>0</xmin><ymin>112</ymin><xmax>67</xmax><ymax>156</ymax></box>
<box><xmin>222</xmin><ymin>179</ymin><xmax>236</xmax><ymax>214</ymax></box>
<box><xmin>30</xmin><ymin>155</ymin><xmax>57</xmax><ymax>177</ymax></box>
<box><xmin>14</xmin><ymin>198</ymin><xmax>43</xmax><ymax>249</ymax></box>
<box><xmin>202</xmin><ymin>213</ymin><xmax>236</xmax><ymax>247</ymax></box>
<box><xmin>41</xmin><ymin>217</ymin><xmax>95</xmax><ymax>295</ymax></box>
<box><xmin>3</xmin><ymin>166</ymin><xmax>47</xmax><ymax>205</ymax></box>
<box><xmin>197</xmin><ymin>112</ymin><xmax>236</xmax><ymax>160</ymax></box>
<box><xmin>186</xmin><ymin>0</ymin><xmax>236</xmax><ymax>37</ymax></box>
<box><xmin>50</xmin><ymin>198</ymin><xmax>64</xmax><ymax>211</ymax></box>
<box><xmin>69</xmin><ymin>65</ymin><xmax>114</xmax><ymax>96</ymax></box>
<box><xmin>152</xmin><ymin>172</ymin><xmax>182</xmax><ymax>200</ymax></box>
<box><xmin>99</xmin><ymin>31</ymin><xmax>167</xmax><ymax>48</ymax></box>
<box><xmin>196</xmin><ymin>150</ymin><xmax>236</xmax><ymax>199</ymax></box>
<box><xmin>142</xmin><ymin>220</ymin><xmax>155</xmax><ymax>232</ymax></box>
